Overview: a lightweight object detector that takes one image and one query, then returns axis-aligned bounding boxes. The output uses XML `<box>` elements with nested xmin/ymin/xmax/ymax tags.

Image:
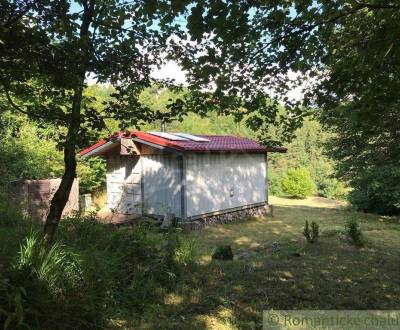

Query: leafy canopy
<box><xmin>181</xmin><ymin>1</ymin><xmax>399</xmax><ymax>210</ymax></box>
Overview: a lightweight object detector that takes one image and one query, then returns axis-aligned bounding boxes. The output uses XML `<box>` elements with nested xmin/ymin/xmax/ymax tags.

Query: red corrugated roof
<box><xmin>79</xmin><ymin>131</ymin><xmax>287</xmax><ymax>156</ymax></box>
<box><xmin>79</xmin><ymin>132</ymin><xmax>126</xmax><ymax>156</ymax></box>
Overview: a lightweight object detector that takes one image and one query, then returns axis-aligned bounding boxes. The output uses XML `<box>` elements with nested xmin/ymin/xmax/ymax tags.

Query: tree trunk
<box><xmin>43</xmin><ymin>92</ymin><xmax>82</xmax><ymax>244</ymax></box>
<box><xmin>43</xmin><ymin>0</ymin><xmax>95</xmax><ymax>245</ymax></box>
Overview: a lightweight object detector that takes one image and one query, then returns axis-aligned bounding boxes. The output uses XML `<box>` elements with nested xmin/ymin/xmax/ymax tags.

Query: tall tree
<box><xmin>1</xmin><ymin>0</ymin><xmax>305</xmax><ymax>243</ymax></box>
<box><xmin>3</xmin><ymin>0</ymin><xmax>398</xmax><ymax>244</ymax></box>
<box><xmin>175</xmin><ymin>0</ymin><xmax>400</xmax><ymax>212</ymax></box>
<box><xmin>311</xmin><ymin>2</ymin><xmax>400</xmax><ymax>213</ymax></box>
<box><xmin>0</xmin><ymin>0</ymin><xmax>185</xmax><ymax>243</ymax></box>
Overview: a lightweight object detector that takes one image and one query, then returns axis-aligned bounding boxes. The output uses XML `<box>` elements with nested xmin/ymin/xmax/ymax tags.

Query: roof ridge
<box><xmin>79</xmin><ymin>130</ymin><xmax>287</xmax><ymax>157</ymax></box>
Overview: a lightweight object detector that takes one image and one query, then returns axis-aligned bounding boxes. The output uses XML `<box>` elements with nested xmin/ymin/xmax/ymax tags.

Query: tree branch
<box><xmin>252</xmin><ymin>2</ymin><xmax>398</xmax><ymax>61</ymax></box>
<box><xmin>3</xmin><ymin>2</ymin><xmax>32</xmax><ymax>28</ymax></box>
<box><xmin>353</xmin><ymin>1</ymin><xmax>400</xmax><ymax>10</ymax></box>
<box><xmin>254</xmin><ymin>6</ymin><xmax>363</xmax><ymax>58</ymax></box>
<box><xmin>4</xmin><ymin>89</ymin><xmax>65</xmax><ymax>121</ymax></box>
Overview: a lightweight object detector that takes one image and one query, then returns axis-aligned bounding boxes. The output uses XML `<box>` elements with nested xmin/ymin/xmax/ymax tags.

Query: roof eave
<box><xmin>132</xmin><ymin>137</ymin><xmax>184</xmax><ymax>154</ymax></box>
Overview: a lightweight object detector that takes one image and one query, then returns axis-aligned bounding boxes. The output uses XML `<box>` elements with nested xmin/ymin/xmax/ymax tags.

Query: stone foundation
<box><xmin>179</xmin><ymin>204</ymin><xmax>273</xmax><ymax>230</ymax></box>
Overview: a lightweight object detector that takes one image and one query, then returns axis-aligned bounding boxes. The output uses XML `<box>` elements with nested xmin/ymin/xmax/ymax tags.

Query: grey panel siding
<box><xmin>265</xmin><ymin>153</ymin><xmax>269</xmax><ymax>204</ymax></box>
<box><xmin>106</xmin><ymin>156</ymin><xmax>141</xmax><ymax>214</ymax></box>
<box><xmin>185</xmin><ymin>153</ymin><xmax>267</xmax><ymax>218</ymax></box>
<box><xmin>142</xmin><ymin>154</ymin><xmax>182</xmax><ymax>218</ymax></box>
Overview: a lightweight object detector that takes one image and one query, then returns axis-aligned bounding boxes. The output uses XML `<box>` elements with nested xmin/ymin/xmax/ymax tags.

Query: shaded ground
<box><xmin>119</xmin><ymin>197</ymin><xmax>400</xmax><ymax>329</ymax></box>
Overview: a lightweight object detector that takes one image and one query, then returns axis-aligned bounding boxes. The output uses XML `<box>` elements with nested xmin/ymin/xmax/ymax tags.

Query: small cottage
<box><xmin>80</xmin><ymin>131</ymin><xmax>286</xmax><ymax>223</ymax></box>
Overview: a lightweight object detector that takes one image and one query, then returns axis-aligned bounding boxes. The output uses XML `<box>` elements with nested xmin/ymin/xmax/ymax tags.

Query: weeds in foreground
<box><xmin>16</xmin><ymin>232</ymin><xmax>83</xmax><ymax>294</ymax></box>
<box><xmin>345</xmin><ymin>217</ymin><xmax>364</xmax><ymax>246</ymax></box>
<box><xmin>0</xmin><ymin>214</ymin><xmax>197</xmax><ymax>329</ymax></box>
<box><xmin>303</xmin><ymin>220</ymin><xmax>320</xmax><ymax>243</ymax></box>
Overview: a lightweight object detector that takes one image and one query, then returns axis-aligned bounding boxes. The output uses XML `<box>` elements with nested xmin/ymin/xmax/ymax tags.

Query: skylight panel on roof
<box><xmin>148</xmin><ymin>131</ymin><xmax>189</xmax><ymax>141</ymax></box>
<box><xmin>173</xmin><ymin>133</ymin><xmax>210</xmax><ymax>142</ymax></box>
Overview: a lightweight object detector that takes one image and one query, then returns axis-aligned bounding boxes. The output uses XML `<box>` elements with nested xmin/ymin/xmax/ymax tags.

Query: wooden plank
<box><xmin>180</xmin><ymin>155</ymin><xmax>187</xmax><ymax>221</ymax></box>
<box><xmin>105</xmin><ymin>154</ymin><xmax>142</xmax><ymax>215</ymax></box>
<box><xmin>140</xmin><ymin>156</ymin><xmax>144</xmax><ymax>215</ymax></box>
<box><xmin>185</xmin><ymin>153</ymin><xmax>267</xmax><ymax>217</ymax></box>
<box><xmin>120</xmin><ymin>137</ymin><xmax>140</xmax><ymax>155</ymax></box>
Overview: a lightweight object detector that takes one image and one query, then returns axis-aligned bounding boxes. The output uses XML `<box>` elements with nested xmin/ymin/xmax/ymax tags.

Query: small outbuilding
<box><xmin>80</xmin><ymin>131</ymin><xmax>286</xmax><ymax>224</ymax></box>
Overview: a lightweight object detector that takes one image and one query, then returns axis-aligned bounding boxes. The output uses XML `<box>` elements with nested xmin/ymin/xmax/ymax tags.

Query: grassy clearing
<box><xmin>140</xmin><ymin>196</ymin><xmax>400</xmax><ymax>329</ymax></box>
<box><xmin>2</xmin><ymin>196</ymin><xmax>400</xmax><ymax>329</ymax></box>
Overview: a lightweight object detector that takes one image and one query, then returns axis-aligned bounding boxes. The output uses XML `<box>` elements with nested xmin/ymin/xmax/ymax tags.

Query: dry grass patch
<box><xmin>135</xmin><ymin>197</ymin><xmax>400</xmax><ymax>329</ymax></box>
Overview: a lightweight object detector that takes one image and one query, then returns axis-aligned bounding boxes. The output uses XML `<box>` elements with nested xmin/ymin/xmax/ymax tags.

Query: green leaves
<box><xmin>282</xmin><ymin>167</ymin><xmax>316</xmax><ymax>199</ymax></box>
<box><xmin>348</xmin><ymin>165</ymin><xmax>400</xmax><ymax>215</ymax></box>
<box><xmin>0</xmin><ymin>286</ymin><xmax>27</xmax><ymax>330</ymax></box>
<box><xmin>77</xmin><ymin>157</ymin><xmax>106</xmax><ymax>194</ymax></box>
<box><xmin>187</xmin><ymin>4</ymin><xmax>204</xmax><ymax>42</ymax></box>
<box><xmin>0</xmin><ymin>114</ymin><xmax>64</xmax><ymax>184</ymax></box>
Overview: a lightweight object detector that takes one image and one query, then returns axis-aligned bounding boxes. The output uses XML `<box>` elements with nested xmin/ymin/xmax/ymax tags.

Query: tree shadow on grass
<box><xmin>162</xmin><ymin>241</ymin><xmax>400</xmax><ymax>329</ymax></box>
<box><xmin>6</xmin><ymin>202</ymin><xmax>397</xmax><ymax>329</ymax></box>
<box><xmin>148</xmin><ymin>203</ymin><xmax>400</xmax><ymax>329</ymax></box>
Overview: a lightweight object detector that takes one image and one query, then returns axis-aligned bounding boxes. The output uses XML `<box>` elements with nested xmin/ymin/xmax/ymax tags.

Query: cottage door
<box><xmin>106</xmin><ymin>156</ymin><xmax>142</xmax><ymax>214</ymax></box>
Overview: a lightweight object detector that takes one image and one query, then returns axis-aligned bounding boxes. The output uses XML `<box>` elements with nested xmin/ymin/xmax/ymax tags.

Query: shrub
<box><xmin>163</xmin><ymin>229</ymin><xmax>191</xmax><ymax>275</ymax></box>
<box><xmin>349</xmin><ymin>165</ymin><xmax>400</xmax><ymax>215</ymax></box>
<box><xmin>303</xmin><ymin>220</ymin><xmax>319</xmax><ymax>243</ymax></box>
<box><xmin>303</xmin><ymin>221</ymin><xmax>311</xmax><ymax>242</ymax></box>
<box><xmin>212</xmin><ymin>245</ymin><xmax>234</xmax><ymax>260</ymax></box>
<box><xmin>311</xmin><ymin>222</ymin><xmax>320</xmax><ymax>242</ymax></box>
<box><xmin>318</xmin><ymin>178</ymin><xmax>348</xmax><ymax>200</ymax></box>
<box><xmin>77</xmin><ymin>157</ymin><xmax>106</xmax><ymax>194</ymax></box>
<box><xmin>0</xmin><ymin>197</ymin><xmax>29</xmax><ymax>227</ymax></box>
<box><xmin>345</xmin><ymin>217</ymin><xmax>363</xmax><ymax>246</ymax></box>
<box><xmin>0</xmin><ymin>283</ymin><xmax>28</xmax><ymax>330</ymax></box>
<box><xmin>2</xmin><ymin>230</ymin><xmax>104</xmax><ymax>329</ymax></box>
<box><xmin>0</xmin><ymin>118</ymin><xmax>64</xmax><ymax>186</ymax></box>
<box><xmin>283</xmin><ymin>168</ymin><xmax>316</xmax><ymax>198</ymax></box>
<box><xmin>268</xmin><ymin>170</ymin><xmax>284</xmax><ymax>196</ymax></box>
<box><xmin>175</xmin><ymin>236</ymin><xmax>197</xmax><ymax>267</ymax></box>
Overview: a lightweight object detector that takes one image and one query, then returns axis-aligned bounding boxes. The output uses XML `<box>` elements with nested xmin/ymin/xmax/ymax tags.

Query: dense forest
<box><xmin>0</xmin><ymin>84</ymin><xmax>346</xmax><ymax>202</ymax></box>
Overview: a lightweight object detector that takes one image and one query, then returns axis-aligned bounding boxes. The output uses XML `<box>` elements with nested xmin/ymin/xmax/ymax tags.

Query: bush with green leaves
<box><xmin>345</xmin><ymin>217</ymin><xmax>363</xmax><ymax>246</ymax></box>
<box><xmin>16</xmin><ymin>232</ymin><xmax>83</xmax><ymax>294</ymax></box>
<box><xmin>3</xmin><ymin>230</ymin><xmax>101</xmax><ymax>329</ymax></box>
<box><xmin>0</xmin><ymin>116</ymin><xmax>64</xmax><ymax>186</ymax></box>
<box><xmin>282</xmin><ymin>168</ymin><xmax>316</xmax><ymax>198</ymax></box>
<box><xmin>303</xmin><ymin>220</ymin><xmax>320</xmax><ymax>243</ymax></box>
<box><xmin>77</xmin><ymin>157</ymin><xmax>107</xmax><ymax>194</ymax></box>
<box><xmin>0</xmin><ymin>281</ymin><xmax>28</xmax><ymax>330</ymax></box>
<box><xmin>268</xmin><ymin>170</ymin><xmax>284</xmax><ymax>196</ymax></box>
<box><xmin>318</xmin><ymin>178</ymin><xmax>348</xmax><ymax>200</ymax></box>
<box><xmin>349</xmin><ymin>165</ymin><xmax>400</xmax><ymax>215</ymax></box>
<box><xmin>0</xmin><ymin>114</ymin><xmax>107</xmax><ymax>195</ymax></box>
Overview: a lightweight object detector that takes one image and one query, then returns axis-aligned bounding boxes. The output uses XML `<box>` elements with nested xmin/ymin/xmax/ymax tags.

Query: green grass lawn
<box><xmin>135</xmin><ymin>197</ymin><xmax>400</xmax><ymax>329</ymax></box>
